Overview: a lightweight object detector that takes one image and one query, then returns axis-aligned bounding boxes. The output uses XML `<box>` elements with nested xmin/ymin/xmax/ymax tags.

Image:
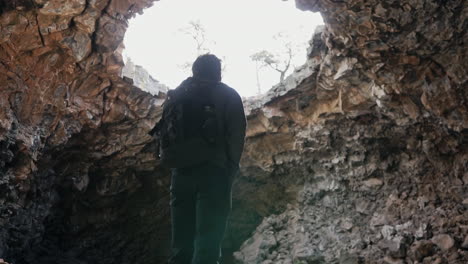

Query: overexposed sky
<box><xmin>123</xmin><ymin>0</ymin><xmax>323</xmax><ymax>97</ymax></box>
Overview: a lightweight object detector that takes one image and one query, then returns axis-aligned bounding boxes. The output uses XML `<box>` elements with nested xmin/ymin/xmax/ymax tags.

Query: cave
<box><xmin>0</xmin><ymin>0</ymin><xmax>467</xmax><ymax>264</ymax></box>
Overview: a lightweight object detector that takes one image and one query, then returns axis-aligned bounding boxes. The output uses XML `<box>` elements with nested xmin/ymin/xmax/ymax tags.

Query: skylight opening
<box><xmin>123</xmin><ymin>0</ymin><xmax>323</xmax><ymax>97</ymax></box>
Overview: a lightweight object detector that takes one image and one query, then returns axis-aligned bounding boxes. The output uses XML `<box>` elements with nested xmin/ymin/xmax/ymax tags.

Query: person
<box><xmin>164</xmin><ymin>54</ymin><xmax>246</xmax><ymax>264</ymax></box>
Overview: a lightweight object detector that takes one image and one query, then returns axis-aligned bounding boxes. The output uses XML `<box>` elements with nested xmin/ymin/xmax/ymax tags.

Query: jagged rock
<box><xmin>121</xmin><ymin>58</ymin><xmax>169</xmax><ymax>95</ymax></box>
<box><xmin>37</xmin><ymin>12</ymin><xmax>73</xmax><ymax>34</ymax></box>
<box><xmin>408</xmin><ymin>240</ymin><xmax>436</xmax><ymax>261</ymax></box>
<box><xmin>233</xmin><ymin>1</ymin><xmax>467</xmax><ymax>262</ymax></box>
<box><xmin>339</xmin><ymin>253</ymin><xmax>359</xmax><ymax>264</ymax></box>
<box><xmin>73</xmin><ymin>8</ymin><xmax>100</xmax><ymax>34</ymax></box>
<box><xmin>232</xmin><ymin>222</ymin><xmax>277</xmax><ymax>263</ymax></box>
<box><xmin>60</xmin><ymin>30</ymin><xmax>92</xmax><ymax>61</ymax></box>
<box><xmin>383</xmin><ymin>256</ymin><xmax>404</xmax><ymax>264</ymax></box>
<box><xmin>431</xmin><ymin>234</ymin><xmax>455</xmax><ymax>251</ymax></box>
<box><xmin>462</xmin><ymin>235</ymin><xmax>468</xmax><ymax>249</ymax></box>
<box><xmin>0</xmin><ymin>11</ymin><xmax>43</xmax><ymax>50</ymax></box>
<box><xmin>39</xmin><ymin>0</ymin><xmax>86</xmax><ymax>16</ymax></box>
<box><xmin>462</xmin><ymin>198</ymin><xmax>468</xmax><ymax>206</ymax></box>
<box><xmin>88</xmin><ymin>0</ymin><xmax>109</xmax><ymax>10</ymax></box>
<box><xmin>95</xmin><ymin>14</ymin><xmax>127</xmax><ymax>52</ymax></box>
<box><xmin>362</xmin><ymin>178</ymin><xmax>383</xmax><ymax>189</ymax></box>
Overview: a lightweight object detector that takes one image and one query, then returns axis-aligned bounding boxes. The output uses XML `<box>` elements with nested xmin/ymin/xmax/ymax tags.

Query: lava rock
<box><xmin>431</xmin><ymin>234</ymin><xmax>455</xmax><ymax>251</ymax></box>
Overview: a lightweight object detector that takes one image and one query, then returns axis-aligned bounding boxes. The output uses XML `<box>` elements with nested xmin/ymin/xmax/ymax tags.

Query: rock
<box><xmin>73</xmin><ymin>8</ymin><xmax>100</xmax><ymax>34</ymax></box>
<box><xmin>0</xmin><ymin>11</ymin><xmax>43</xmax><ymax>50</ymax></box>
<box><xmin>363</xmin><ymin>178</ymin><xmax>384</xmax><ymax>188</ymax></box>
<box><xmin>60</xmin><ymin>30</ymin><xmax>91</xmax><ymax>62</ymax></box>
<box><xmin>121</xmin><ymin>57</ymin><xmax>169</xmax><ymax>95</ymax></box>
<box><xmin>461</xmin><ymin>235</ymin><xmax>468</xmax><ymax>249</ymax></box>
<box><xmin>233</xmin><ymin>225</ymin><xmax>277</xmax><ymax>264</ymax></box>
<box><xmin>409</xmin><ymin>240</ymin><xmax>436</xmax><ymax>261</ymax></box>
<box><xmin>95</xmin><ymin>14</ymin><xmax>127</xmax><ymax>52</ymax></box>
<box><xmin>378</xmin><ymin>236</ymin><xmax>408</xmax><ymax>259</ymax></box>
<box><xmin>37</xmin><ymin>13</ymin><xmax>73</xmax><ymax>34</ymax></box>
<box><xmin>447</xmin><ymin>251</ymin><xmax>460</xmax><ymax>262</ymax></box>
<box><xmin>88</xmin><ymin>0</ymin><xmax>110</xmax><ymax>10</ymax></box>
<box><xmin>334</xmin><ymin>57</ymin><xmax>358</xmax><ymax>80</ymax></box>
<box><xmin>415</xmin><ymin>224</ymin><xmax>429</xmax><ymax>239</ymax></box>
<box><xmin>39</xmin><ymin>0</ymin><xmax>86</xmax><ymax>16</ymax></box>
<box><xmin>340</xmin><ymin>218</ymin><xmax>354</xmax><ymax>231</ymax></box>
<box><xmin>294</xmin><ymin>250</ymin><xmax>325</xmax><ymax>264</ymax></box>
<box><xmin>462</xmin><ymin>198</ymin><xmax>468</xmax><ymax>206</ymax></box>
<box><xmin>339</xmin><ymin>253</ymin><xmax>360</xmax><ymax>264</ymax></box>
<box><xmin>431</xmin><ymin>234</ymin><xmax>455</xmax><ymax>251</ymax></box>
<box><xmin>401</xmin><ymin>96</ymin><xmax>420</xmax><ymax>119</ymax></box>
<box><xmin>381</xmin><ymin>225</ymin><xmax>396</xmax><ymax>239</ymax></box>
<box><xmin>462</xmin><ymin>172</ymin><xmax>468</xmax><ymax>185</ymax></box>
<box><xmin>383</xmin><ymin>256</ymin><xmax>404</xmax><ymax>264</ymax></box>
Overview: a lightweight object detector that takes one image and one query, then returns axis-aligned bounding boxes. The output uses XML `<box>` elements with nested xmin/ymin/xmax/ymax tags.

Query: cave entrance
<box><xmin>123</xmin><ymin>0</ymin><xmax>323</xmax><ymax>97</ymax></box>
<box><xmin>123</xmin><ymin>0</ymin><xmax>323</xmax><ymax>262</ymax></box>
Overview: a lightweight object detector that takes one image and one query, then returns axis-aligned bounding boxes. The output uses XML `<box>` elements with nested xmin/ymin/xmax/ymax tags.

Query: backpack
<box><xmin>150</xmin><ymin>78</ymin><xmax>225</xmax><ymax>168</ymax></box>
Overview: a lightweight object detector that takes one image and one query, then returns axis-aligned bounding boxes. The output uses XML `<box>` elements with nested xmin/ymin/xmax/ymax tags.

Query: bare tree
<box><xmin>253</xmin><ymin>59</ymin><xmax>262</xmax><ymax>95</ymax></box>
<box><xmin>250</xmin><ymin>47</ymin><xmax>293</xmax><ymax>83</ymax></box>
<box><xmin>180</xmin><ymin>20</ymin><xmax>209</xmax><ymax>56</ymax></box>
<box><xmin>178</xmin><ymin>21</ymin><xmax>228</xmax><ymax>76</ymax></box>
<box><xmin>250</xmin><ymin>32</ymin><xmax>297</xmax><ymax>92</ymax></box>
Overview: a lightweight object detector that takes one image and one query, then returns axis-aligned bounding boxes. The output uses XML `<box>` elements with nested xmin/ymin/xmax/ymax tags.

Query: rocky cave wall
<box><xmin>0</xmin><ymin>0</ymin><xmax>467</xmax><ymax>264</ymax></box>
<box><xmin>0</xmin><ymin>0</ymin><xmax>169</xmax><ymax>263</ymax></box>
<box><xmin>233</xmin><ymin>1</ymin><xmax>468</xmax><ymax>263</ymax></box>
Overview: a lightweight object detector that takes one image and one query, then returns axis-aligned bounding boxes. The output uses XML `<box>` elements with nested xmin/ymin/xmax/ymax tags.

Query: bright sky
<box><xmin>123</xmin><ymin>0</ymin><xmax>323</xmax><ymax>97</ymax></box>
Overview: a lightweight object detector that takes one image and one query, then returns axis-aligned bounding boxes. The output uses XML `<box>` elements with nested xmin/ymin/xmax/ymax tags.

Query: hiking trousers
<box><xmin>168</xmin><ymin>162</ymin><xmax>233</xmax><ymax>264</ymax></box>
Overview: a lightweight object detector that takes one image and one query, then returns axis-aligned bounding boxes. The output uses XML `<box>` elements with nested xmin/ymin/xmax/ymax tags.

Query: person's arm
<box><xmin>225</xmin><ymin>90</ymin><xmax>247</xmax><ymax>168</ymax></box>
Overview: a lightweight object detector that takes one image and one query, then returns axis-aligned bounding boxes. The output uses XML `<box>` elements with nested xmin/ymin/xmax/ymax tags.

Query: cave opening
<box><xmin>122</xmin><ymin>0</ymin><xmax>323</xmax><ymax>97</ymax></box>
<box><xmin>119</xmin><ymin>1</ymin><xmax>323</xmax><ymax>262</ymax></box>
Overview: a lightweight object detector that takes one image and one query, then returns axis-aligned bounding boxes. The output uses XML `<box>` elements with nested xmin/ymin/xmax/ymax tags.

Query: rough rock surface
<box><xmin>121</xmin><ymin>57</ymin><xmax>169</xmax><ymax>95</ymax></box>
<box><xmin>232</xmin><ymin>0</ymin><xmax>468</xmax><ymax>263</ymax></box>
<box><xmin>0</xmin><ymin>0</ymin><xmax>170</xmax><ymax>263</ymax></box>
<box><xmin>0</xmin><ymin>0</ymin><xmax>467</xmax><ymax>264</ymax></box>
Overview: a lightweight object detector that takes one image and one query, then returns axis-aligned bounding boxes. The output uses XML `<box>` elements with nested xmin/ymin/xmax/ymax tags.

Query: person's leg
<box><xmin>168</xmin><ymin>168</ymin><xmax>197</xmax><ymax>264</ymax></box>
<box><xmin>192</xmin><ymin>164</ymin><xmax>232</xmax><ymax>264</ymax></box>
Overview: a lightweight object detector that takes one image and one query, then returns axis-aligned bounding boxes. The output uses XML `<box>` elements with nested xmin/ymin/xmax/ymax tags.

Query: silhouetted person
<box><xmin>152</xmin><ymin>54</ymin><xmax>246</xmax><ymax>264</ymax></box>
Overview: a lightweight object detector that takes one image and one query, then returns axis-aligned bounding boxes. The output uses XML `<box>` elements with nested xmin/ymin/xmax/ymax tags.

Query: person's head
<box><xmin>192</xmin><ymin>54</ymin><xmax>222</xmax><ymax>82</ymax></box>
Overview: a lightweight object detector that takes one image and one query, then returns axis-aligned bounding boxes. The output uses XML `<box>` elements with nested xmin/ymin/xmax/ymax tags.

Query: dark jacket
<box><xmin>217</xmin><ymin>81</ymin><xmax>247</xmax><ymax>169</ymax></box>
<box><xmin>159</xmin><ymin>77</ymin><xmax>246</xmax><ymax>169</ymax></box>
